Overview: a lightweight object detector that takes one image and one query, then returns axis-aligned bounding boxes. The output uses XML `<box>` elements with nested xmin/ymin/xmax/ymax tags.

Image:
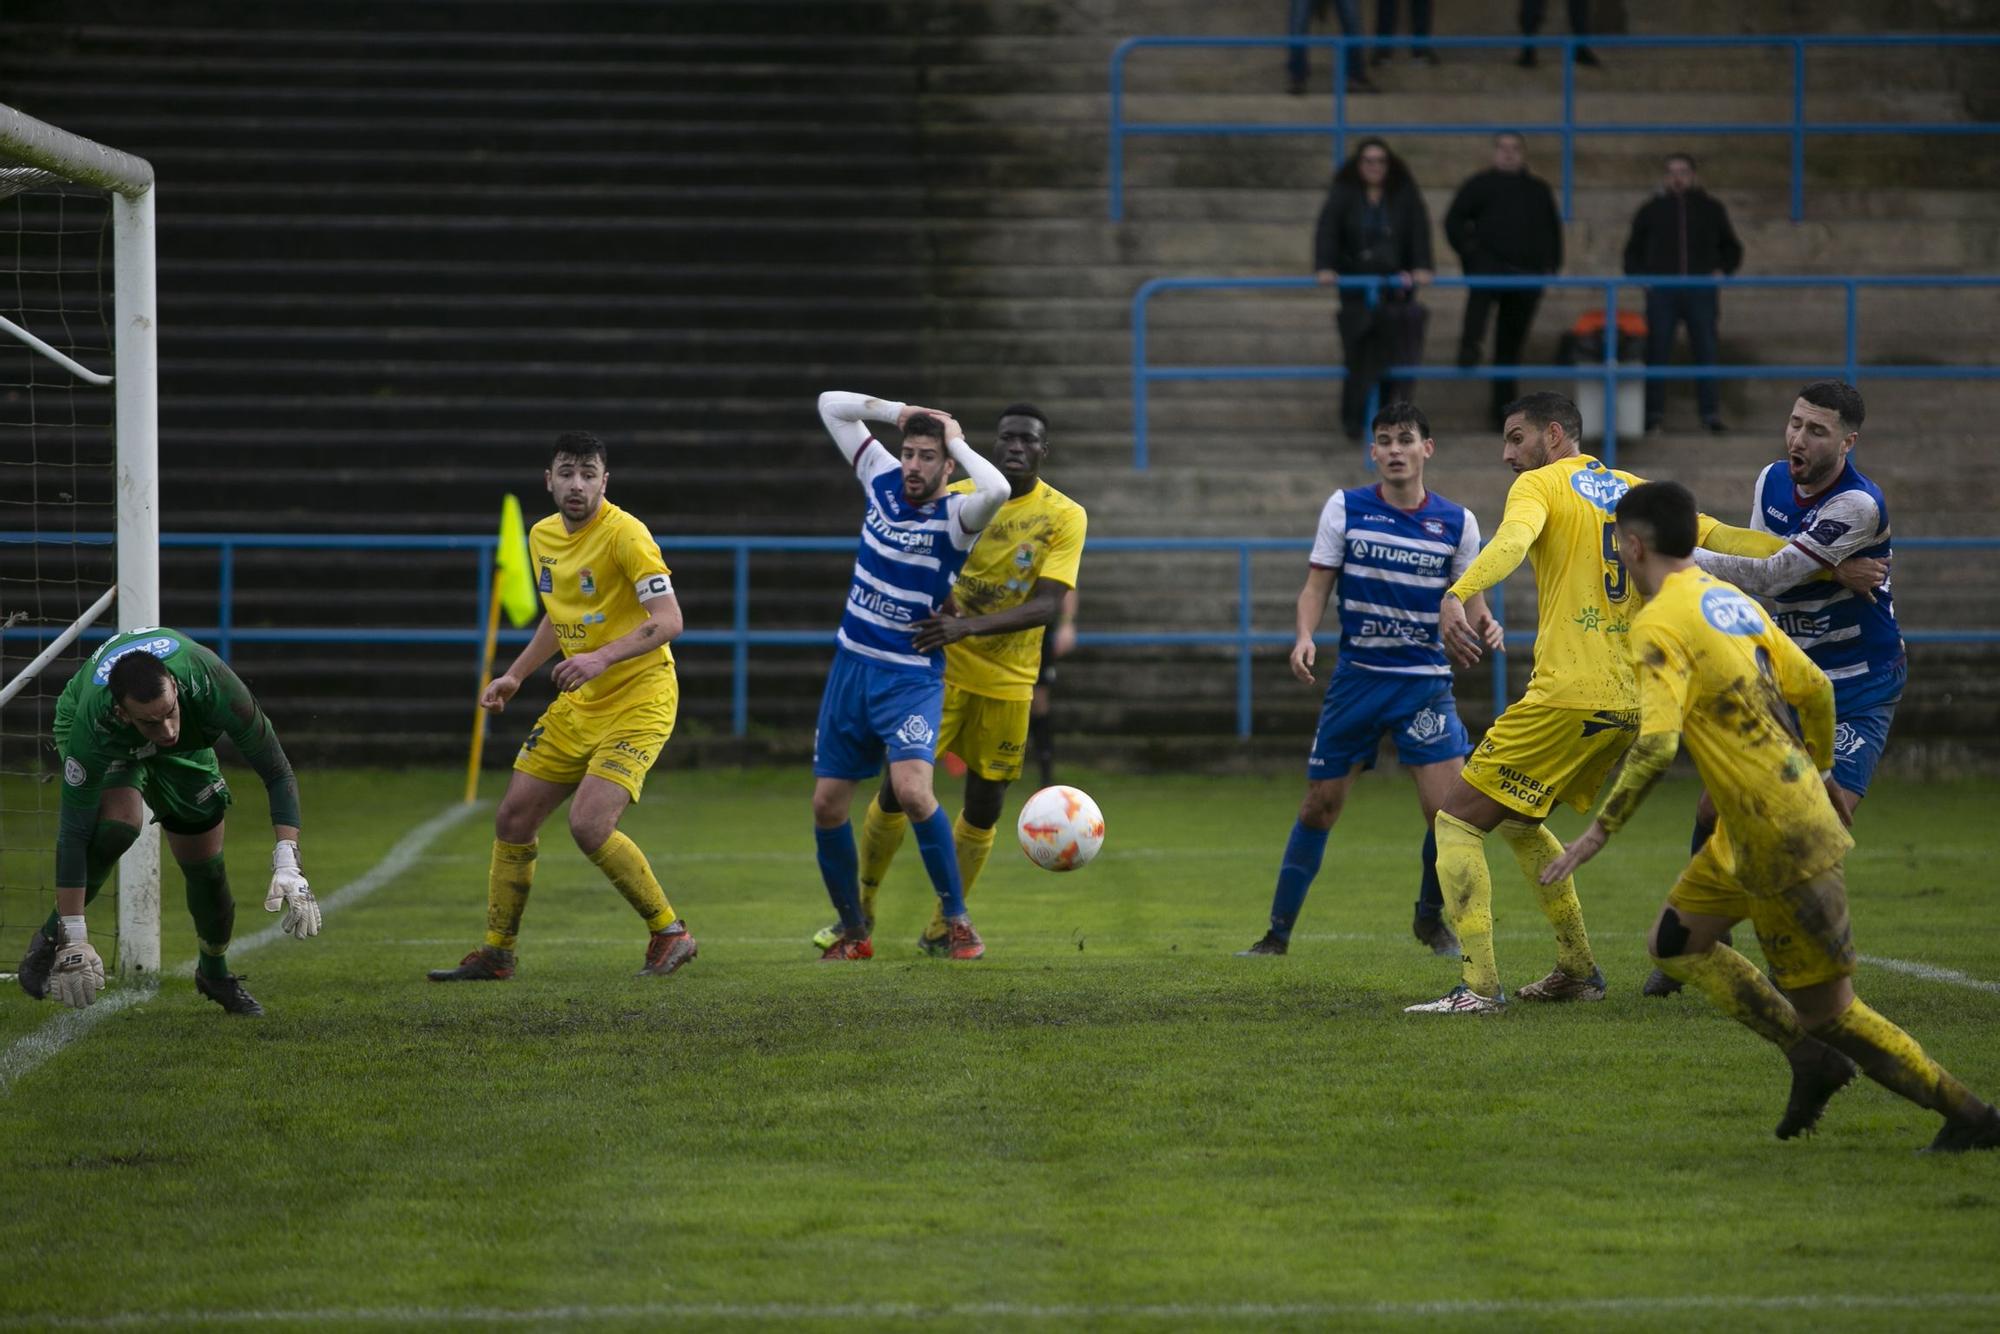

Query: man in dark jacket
<box><xmin>1446</xmin><ymin>132</ymin><xmax>1563</xmax><ymax>427</ymax></box>
<box><xmin>1623</xmin><ymin>153</ymin><xmax>1745</xmax><ymax>432</ymax></box>
<box><xmin>1314</xmin><ymin>138</ymin><xmax>1433</xmax><ymax>442</ymax></box>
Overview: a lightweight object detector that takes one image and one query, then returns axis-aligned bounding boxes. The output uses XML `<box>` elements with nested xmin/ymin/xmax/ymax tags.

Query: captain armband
<box><xmin>634</xmin><ymin>573</ymin><xmax>674</xmax><ymax>602</ymax></box>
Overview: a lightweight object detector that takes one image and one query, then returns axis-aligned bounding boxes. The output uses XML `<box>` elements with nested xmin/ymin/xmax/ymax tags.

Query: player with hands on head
<box><xmin>819</xmin><ymin>401</ymin><xmax>1084</xmax><ymax>957</ymax></box>
<box><xmin>1541</xmin><ymin>480</ymin><xmax>2000</xmax><ymax>1151</ymax></box>
<box><xmin>20</xmin><ymin>629</ymin><xmax>309</xmax><ymax>1016</ymax></box>
<box><xmin>430</xmin><ymin>431</ymin><xmax>695</xmax><ymax>984</ymax></box>
<box><xmin>808</xmin><ymin>391</ymin><xmax>1010</xmax><ymax>961</ymax></box>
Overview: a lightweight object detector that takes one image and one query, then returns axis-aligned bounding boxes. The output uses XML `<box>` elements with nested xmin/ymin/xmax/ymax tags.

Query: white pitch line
<box><xmin>7</xmin><ymin>1292</ymin><xmax>2000</xmax><ymax>1328</ymax></box>
<box><xmin>0</xmin><ymin>800</ymin><xmax>485</xmax><ymax>1097</ymax></box>
<box><xmin>1861</xmin><ymin>954</ymin><xmax>2000</xmax><ymax>994</ymax></box>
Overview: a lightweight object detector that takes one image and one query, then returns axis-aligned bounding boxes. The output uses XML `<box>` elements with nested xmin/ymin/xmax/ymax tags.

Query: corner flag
<box><xmin>496</xmin><ymin>494</ymin><xmax>538</xmax><ymax>629</ymax></box>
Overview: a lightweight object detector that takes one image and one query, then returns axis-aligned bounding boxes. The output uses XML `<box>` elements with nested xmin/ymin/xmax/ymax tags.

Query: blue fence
<box><xmin>5</xmin><ymin>532</ymin><xmax>1996</xmax><ymax>740</ymax></box>
<box><xmin>1131</xmin><ymin>273</ymin><xmax>2000</xmax><ymax>470</ymax></box>
<box><xmin>1108</xmin><ymin>33</ymin><xmax>2000</xmax><ymax>222</ymax></box>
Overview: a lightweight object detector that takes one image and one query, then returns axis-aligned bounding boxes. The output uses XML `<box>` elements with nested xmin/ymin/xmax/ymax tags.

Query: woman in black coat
<box><xmin>1313</xmin><ymin>138</ymin><xmax>1434</xmax><ymax>442</ymax></box>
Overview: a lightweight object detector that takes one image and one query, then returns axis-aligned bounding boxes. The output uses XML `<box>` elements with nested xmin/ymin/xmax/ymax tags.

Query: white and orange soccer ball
<box><xmin>1015</xmin><ymin>785</ymin><xmax>1106</xmax><ymax>872</ymax></box>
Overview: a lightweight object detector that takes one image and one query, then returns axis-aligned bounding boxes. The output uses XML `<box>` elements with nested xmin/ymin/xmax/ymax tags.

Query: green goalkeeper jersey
<box><xmin>53</xmin><ymin>627</ymin><xmax>300</xmax><ymax>885</ymax></box>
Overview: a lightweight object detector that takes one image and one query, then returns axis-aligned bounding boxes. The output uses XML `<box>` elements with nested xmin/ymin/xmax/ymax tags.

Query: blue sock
<box><xmin>814</xmin><ymin>823</ymin><xmax>868</xmax><ymax>933</ymax></box>
<box><xmin>1414</xmin><ymin>827</ymin><xmax>1443</xmax><ymax>921</ymax></box>
<box><xmin>910</xmin><ymin>806</ymin><xmax>966</xmax><ymax>919</ymax></box>
<box><xmin>1268</xmin><ymin>820</ymin><xmax>1330</xmax><ymax>940</ymax></box>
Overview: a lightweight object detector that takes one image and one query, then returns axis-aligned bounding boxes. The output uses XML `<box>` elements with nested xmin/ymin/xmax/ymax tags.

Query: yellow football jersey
<box><xmin>1633</xmin><ymin>566</ymin><xmax>1852</xmax><ymax>891</ymax></box>
<box><xmin>1486</xmin><ymin>455</ymin><xmax>1735</xmax><ymax>711</ymax></box>
<box><xmin>531</xmin><ymin>499</ymin><xmax>676</xmax><ymax>714</ymax></box>
<box><xmin>942</xmin><ymin>478</ymin><xmax>1086</xmax><ymax>701</ymax></box>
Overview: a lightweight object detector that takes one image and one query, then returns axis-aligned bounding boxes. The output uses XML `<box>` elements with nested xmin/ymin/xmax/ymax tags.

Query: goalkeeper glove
<box><xmin>51</xmin><ymin>918</ymin><xmax>105</xmax><ymax>1009</ymax></box>
<box><xmin>265</xmin><ymin>840</ymin><xmax>321</xmax><ymax>938</ymax></box>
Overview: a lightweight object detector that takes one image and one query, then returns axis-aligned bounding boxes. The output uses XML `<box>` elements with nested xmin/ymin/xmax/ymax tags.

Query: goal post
<box><xmin>0</xmin><ymin>101</ymin><xmax>159</xmax><ymax>979</ymax></box>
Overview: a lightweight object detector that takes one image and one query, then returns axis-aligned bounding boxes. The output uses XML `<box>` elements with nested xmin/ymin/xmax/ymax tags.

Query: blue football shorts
<box><xmin>1308</xmin><ymin>667</ymin><xmax>1471</xmax><ymax>781</ymax></box>
<box><xmin>812</xmin><ymin>649</ymin><xmax>946</xmax><ymax>780</ymax></box>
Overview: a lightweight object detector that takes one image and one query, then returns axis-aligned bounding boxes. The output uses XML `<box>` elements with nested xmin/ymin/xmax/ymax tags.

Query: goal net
<box><xmin>0</xmin><ymin>103</ymin><xmax>158</xmax><ymax>982</ymax></box>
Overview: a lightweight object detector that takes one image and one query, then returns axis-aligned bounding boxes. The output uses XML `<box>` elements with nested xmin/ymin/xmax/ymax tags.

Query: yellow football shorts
<box><xmin>514</xmin><ymin>685</ymin><xmax>677</xmax><ymax>803</ymax></box>
<box><xmin>1668</xmin><ymin>837</ymin><xmax>1857</xmax><ymax>990</ymax></box>
<box><xmin>938</xmin><ymin>685</ymin><xmax>1030</xmax><ymax>783</ymax></box>
<box><xmin>1462</xmin><ymin>700</ymin><xmax>1637</xmax><ymax>819</ymax></box>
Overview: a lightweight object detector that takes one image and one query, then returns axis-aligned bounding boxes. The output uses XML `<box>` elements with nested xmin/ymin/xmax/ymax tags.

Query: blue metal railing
<box><xmin>1131</xmin><ymin>273</ymin><xmax>2000</xmax><ymax>470</ymax></box>
<box><xmin>4</xmin><ymin>532</ymin><xmax>1994</xmax><ymax>740</ymax></box>
<box><xmin>1108</xmin><ymin>33</ymin><xmax>2000</xmax><ymax>222</ymax></box>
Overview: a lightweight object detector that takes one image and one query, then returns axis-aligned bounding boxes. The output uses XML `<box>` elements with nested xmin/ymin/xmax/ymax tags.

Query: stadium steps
<box><xmin>3</xmin><ymin>0</ymin><xmax>1995</xmax><ymax>758</ymax></box>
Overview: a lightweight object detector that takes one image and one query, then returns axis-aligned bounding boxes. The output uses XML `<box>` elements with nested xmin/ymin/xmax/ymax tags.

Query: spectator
<box><xmin>1314</xmin><ymin>138</ymin><xmax>1433</xmax><ymax>442</ymax></box>
<box><xmin>1445</xmin><ymin>131</ymin><xmax>1563</xmax><ymax>428</ymax></box>
<box><xmin>1373</xmin><ymin>1</ymin><xmax>1437</xmax><ymax>66</ymax></box>
<box><xmin>1622</xmin><ymin>152</ymin><xmax>1744</xmax><ymax>433</ymax></box>
<box><xmin>1518</xmin><ymin>0</ymin><xmax>1599</xmax><ymax>68</ymax></box>
<box><xmin>1288</xmin><ymin>0</ymin><xmax>1377</xmax><ymax>95</ymax></box>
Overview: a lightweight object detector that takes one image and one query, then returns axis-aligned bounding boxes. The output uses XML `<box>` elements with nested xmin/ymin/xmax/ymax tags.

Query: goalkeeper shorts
<box><xmin>102</xmin><ymin>749</ymin><xmax>232</xmax><ymax>835</ymax></box>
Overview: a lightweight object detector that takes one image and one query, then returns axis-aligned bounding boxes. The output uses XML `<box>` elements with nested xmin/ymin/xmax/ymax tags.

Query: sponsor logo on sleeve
<box><xmin>1700</xmin><ymin>587</ymin><xmax>1766</xmax><ymax>636</ymax></box>
<box><xmin>1805</xmin><ymin>516</ymin><xmax>1852</xmax><ymax>547</ymax></box>
<box><xmin>64</xmin><ymin>757</ymin><xmax>86</xmax><ymax>786</ymax></box>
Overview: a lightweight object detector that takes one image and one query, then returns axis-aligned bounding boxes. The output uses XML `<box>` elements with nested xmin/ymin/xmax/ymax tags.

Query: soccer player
<box><xmin>1238</xmin><ymin>402</ymin><xmax>1501</xmax><ymax>959</ymax></box>
<box><xmin>1542</xmin><ymin>481</ymin><xmax>2000</xmax><ymax>1151</ymax></box>
<box><xmin>429</xmin><ymin>432</ymin><xmax>694</xmax><ymax>982</ymax></box>
<box><xmin>1408</xmin><ymin>391</ymin><xmax>1797</xmax><ymax>1014</ymax></box>
<box><xmin>809</xmin><ymin>390</ymin><xmax>1010</xmax><ymax>961</ymax></box>
<box><xmin>813</xmin><ymin>402</ymin><xmax>1085</xmax><ymax>955</ymax></box>
<box><xmin>1644</xmin><ymin>380</ymin><xmax>1898</xmax><ymax>997</ymax></box>
<box><xmin>16</xmin><ymin>630</ymin><xmax>317</xmax><ymax>1015</ymax></box>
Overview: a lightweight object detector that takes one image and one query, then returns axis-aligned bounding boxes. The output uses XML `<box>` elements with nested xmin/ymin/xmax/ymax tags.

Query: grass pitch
<box><xmin>2</xmin><ymin>766</ymin><xmax>1998</xmax><ymax>1331</ymax></box>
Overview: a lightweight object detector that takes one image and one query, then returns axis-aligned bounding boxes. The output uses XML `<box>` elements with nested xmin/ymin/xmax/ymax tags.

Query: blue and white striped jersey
<box><xmin>835</xmin><ymin>441</ymin><xmax>982</xmax><ymax>674</ymax></box>
<box><xmin>1750</xmin><ymin>458</ymin><xmax>1905</xmax><ymax>711</ymax></box>
<box><xmin>1310</xmin><ymin>485</ymin><xmax>1481</xmax><ymax>677</ymax></box>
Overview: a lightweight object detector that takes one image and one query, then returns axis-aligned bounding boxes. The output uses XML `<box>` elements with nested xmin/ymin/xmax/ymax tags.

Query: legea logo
<box><xmin>1700</xmin><ymin>588</ymin><xmax>1764</xmax><ymax>636</ymax></box>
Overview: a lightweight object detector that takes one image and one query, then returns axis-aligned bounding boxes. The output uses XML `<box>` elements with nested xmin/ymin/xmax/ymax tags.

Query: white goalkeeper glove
<box><xmin>51</xmin><ymin>919</ymin><xmax>105</xmax><ymax>1009</ymax></box>
<box><xmin>265</xmin><ymin>840</ymin><xmax>321</xmax><ymax>939</ymax></box>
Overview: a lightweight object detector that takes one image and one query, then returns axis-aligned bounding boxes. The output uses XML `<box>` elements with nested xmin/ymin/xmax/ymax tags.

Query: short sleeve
<box><xmin>1452</xmin><ymin>510</ymin><xmax>1483</xmax><ymax>582</ymax></box>
<box><xmin>615</xmin><ymin>513</ymin><xmax>671</xmax><ymax>593</ymax></box>
<box><xmin>1309</xmin><ymin>491</ymin><xmax>1348</xmax><ymax>570</ymax></box>
<box><xmin>1039</xmin><ymin>503</ymin><xmax>1086</xmax><ymax>589</ymax></box>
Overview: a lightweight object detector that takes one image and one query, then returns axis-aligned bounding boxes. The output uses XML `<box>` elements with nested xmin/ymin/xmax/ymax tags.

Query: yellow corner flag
<box><xmin>497</xmin><ymin>493</ymin><xmax>539</xmax><ymax>629</ymax></box>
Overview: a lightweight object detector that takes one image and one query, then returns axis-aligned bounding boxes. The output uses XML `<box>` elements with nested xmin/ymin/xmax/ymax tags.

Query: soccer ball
<box><xmin>1016</xmin><ymin>785</ymin><xmax>1106</xmax><ymax>872</ymax></box>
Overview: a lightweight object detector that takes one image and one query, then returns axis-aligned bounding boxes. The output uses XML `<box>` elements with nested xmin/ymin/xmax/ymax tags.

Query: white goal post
<box><xmin>0</xmin><ymin>102</ymin><xmax>160</xmax><ymax>978</ymax></box>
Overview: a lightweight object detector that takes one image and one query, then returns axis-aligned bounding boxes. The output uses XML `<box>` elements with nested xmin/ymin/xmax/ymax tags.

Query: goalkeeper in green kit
<box><xmin>16</xmin><ymin>628</ymin><xmax>318</xmax><ymax>1015</ymax></box>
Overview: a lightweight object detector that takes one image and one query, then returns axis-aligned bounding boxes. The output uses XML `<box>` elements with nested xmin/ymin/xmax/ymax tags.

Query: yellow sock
<box><xmin>1814</xmin><ymin>999</ymin><xmax>1984</xmax><ymax>1119</ymax></box>
<box><xmin>1435</xmin><ymin>812</ymin><xmax>1499</xmax><ymax>997</ymax></box>
<box><xmin>1657</xmin><ymin>945</ymin><xmax>1807</xmax><ymax>1049</ymax></box>
<box><xmin>1498</xmin><ymin>819</ymin><xmax>1595</xmax><ymax>978</ymax></box>
<box><xmin>484</xmin><ymin>839</ymin><xmax>537</xmax><ymax>951</ymax></box>
<box><xmin>587</xmin><ymin>830</ymin><xmax>676</xmax><ymax>933</ymax></box>
<box><xmin>927</xmin><ymin>813</ymin><xmax>997</xmax><ymax>939</ymax></box>
<box><xmin>857</xmin><ymin>794</ymin><xmax>909</xmax><ymax>923</ymax></box>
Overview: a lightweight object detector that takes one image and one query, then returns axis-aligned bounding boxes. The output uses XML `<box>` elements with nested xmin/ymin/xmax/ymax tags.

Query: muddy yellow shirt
<box><xmin>1632</xmin><ymin>566</ymin><xmax>1851</xmax><ymax>890</ymax></box>
<box><xmin>942</xmin><ymin>479</ymin><xmax>1086</xmax><ymax>702</ymax></box>
<box><xmin>531</xmin><ymin>499</ymin><xmax>675</xmax><ymax>714</ymax></box>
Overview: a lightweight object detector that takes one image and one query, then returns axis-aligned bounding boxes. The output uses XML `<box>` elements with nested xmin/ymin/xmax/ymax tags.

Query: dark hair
<box><xmin>1335</xmin><ymin>137</ymin><xmax>1415</xmax><ymax>195</ymax></box>
<box><xmin>552</xmin><ymin>431</ymin><xmax>607</xmax><ymax>468</ymax></box>
<box><xmin>1500</xmin><ymin>391</ymin><xmax>1583</xmax><ymax>446</ymax></box>
<box><xmin>1665</xmin><ymin>151</ymin><xmax>1698</xmax><ymax>171</ymax></box>
<box><xmin>1371</xmin><ymin>400</ymin><xmax>1431</xmax><ymax>439</ymax></box>
<box><xmin>107</xmin><ymin>650</ymin><xmax>172</xmax><ymax>706</ymax></box>
<box><xmin>902</xmin><ymin>413</ymin><xmax>946</xmax><ymax>444</ymax></box>
<box><xmin>1494</xmin><ymin>130</ymin><xmax>1525</xmax><ymax>146</ymax></box>
<box><xmin>997</xmin><ymin>402</ymin><xmax>1048</xmax><ymax>430</ymax></box>
<box><xmin>1616</xmin><ymin>481</ymin><xmax>1699</xmax><ymax>559</ymax></box>
<box><xmin>1797</xmin><ymin>380</ymin><xmax>1865</xmax><ymax>435</ymax></box>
